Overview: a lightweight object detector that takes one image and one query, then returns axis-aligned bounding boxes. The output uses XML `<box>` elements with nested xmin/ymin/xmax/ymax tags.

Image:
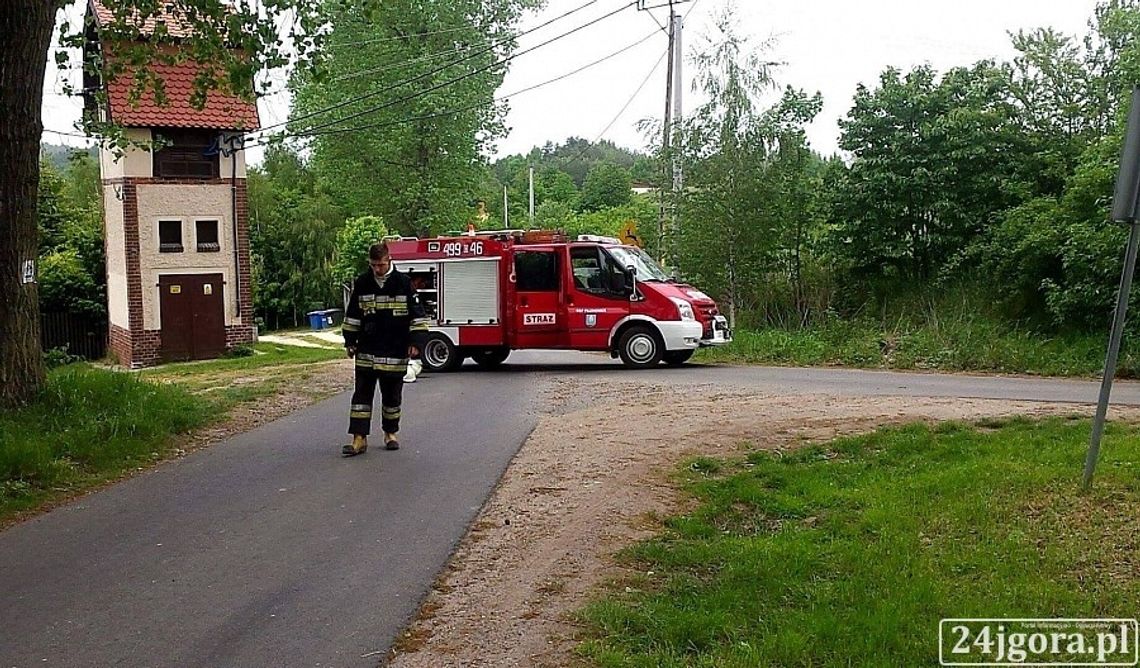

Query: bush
<box><xmin>42</xmin><ymin>346</ymin><xmax>84</xmax><ymax>369</ymax></box>
<box><xmin>225</xmin><ymin>344</ymin><xmax>255</xmax><ymax>358</ymax></box>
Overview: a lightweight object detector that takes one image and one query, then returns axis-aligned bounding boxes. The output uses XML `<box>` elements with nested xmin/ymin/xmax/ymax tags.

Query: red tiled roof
<box><xmin>105</xmin><ymin>60</ymin><xmax>260</xmax><ymax>130</ymax></box>
<box><xmin>89</xmin><ymin>0</ymin><xmax>213</xmax><ymax>39</ymax></box>
<box><xmin>89</xmin><ymin>1</ymin><xmax>259</xmax><ymax>130</ymax></box>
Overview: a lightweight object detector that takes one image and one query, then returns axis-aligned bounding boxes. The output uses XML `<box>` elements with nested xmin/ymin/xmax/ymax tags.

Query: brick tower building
<box><xmin>86</xmin><ymin>0</ymin><xmax>259</xmax><ymax>367</ymax></box>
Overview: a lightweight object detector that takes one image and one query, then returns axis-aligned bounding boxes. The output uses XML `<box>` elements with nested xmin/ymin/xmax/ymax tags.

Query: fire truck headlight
<box><xmin>670</xmin><ymin>298</ymin><xmax>696</xmax><ymax>321</ymax></box>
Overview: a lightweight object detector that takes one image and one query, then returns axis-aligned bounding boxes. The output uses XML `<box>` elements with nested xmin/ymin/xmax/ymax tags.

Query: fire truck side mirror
<box><xmin>625</xmin><ymin>266</ymin><xmax>641</xmax><ymax>300</ymax></box>
<box><xmin>610</xmin><ymin>265</ymin><xmax>637</xmax><ymax>297</ymax></box>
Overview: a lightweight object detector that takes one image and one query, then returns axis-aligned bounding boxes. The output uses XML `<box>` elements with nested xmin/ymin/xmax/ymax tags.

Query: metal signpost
<box><xmin>1084</xmin><ymin>85</ymin><xmax>1140</xmax><ymax>488</ymax></box>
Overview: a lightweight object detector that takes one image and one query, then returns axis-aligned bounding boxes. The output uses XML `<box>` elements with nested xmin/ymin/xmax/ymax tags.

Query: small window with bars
<box><xmin>158</xmin><ymin>220</ymin><xmax>183</xmax><ymax>253</ymax></box>
<box><xmin>196</xmin><ymin>220</ymin><xmax>220</xmax><ymax>252</ymax></box>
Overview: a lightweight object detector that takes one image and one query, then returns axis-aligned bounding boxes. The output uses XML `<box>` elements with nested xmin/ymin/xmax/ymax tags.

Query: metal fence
<box><xmin>41</xmin><ymin>312</ymin><xmax>108</xmax><ymax>360</ymax></box>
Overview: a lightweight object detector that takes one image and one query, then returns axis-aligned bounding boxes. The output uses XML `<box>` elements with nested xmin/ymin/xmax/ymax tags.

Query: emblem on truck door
<box><xmin>524</xmin><ymin>313</ymin><xmax>556</xmax><ymax>325</ymax></box>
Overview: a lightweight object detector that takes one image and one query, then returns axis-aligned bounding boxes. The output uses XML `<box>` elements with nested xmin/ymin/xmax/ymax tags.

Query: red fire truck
<box><xmin>386</xmin><ymin>229</ymin><xmax>732</xmax><ymax>371</ymax></box>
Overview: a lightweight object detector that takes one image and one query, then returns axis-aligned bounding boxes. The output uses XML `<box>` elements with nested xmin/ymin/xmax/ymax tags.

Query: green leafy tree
<box><xmin>579</xmin><ymin>163</ymin><xmax>632</xmax><ymax>213</ymax></box>
<box><xmin>38</xmin><ymin>249</ymin><xmax>104</xmax><ymax>318</ymax></box>
<box><xmin>827</xmin><ymin>62</ymin><xmax>1026</xmax><ymax>285</ymax></box>
<box><xmin>292</xmin><ymin>0</ymin><xmax>542</xmax><ymax>236</ymax></box>
<box><xmin>564</xmin><ymin>197</ymin><xmax>657</xmax><ymax>243</ymax></box>
<box><xmin>333</xmin><ymin>215</ymin><xmax>390</xmax><ymax>286</ymax></box>
<box><xmin>36</xmin><ymin>155</ymin><xmax>106</xmax><ymax>318</ymax></box>
<box><xmin>969</xmin><ymin>0</ymin><xmax>1140</xmax><ymax>330</ymax></box>
<box><xmin>248</xmin><ymin>146</ymin><xmax>345</xmax><ymax>329</ymax></box>
<box><xmin>3</xmin><ymin>0</ymin><xmax>327</xmax><ymax>406</ymax></box>
<box><xmin>673</xmin><ymin>5</ymin><xmax>780</xmax><ymax>326</ymax></box>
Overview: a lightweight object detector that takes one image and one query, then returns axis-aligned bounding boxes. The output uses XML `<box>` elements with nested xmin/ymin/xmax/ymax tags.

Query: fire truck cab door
<box><xmin>567</xmin><ymin>245</ymin><xmax>630</xmax><ymax>350</ymax></box>
<box><xmin>513</xmin><ymin>249</ymin><xmax>567</xmax><ymax>349</ymax></box>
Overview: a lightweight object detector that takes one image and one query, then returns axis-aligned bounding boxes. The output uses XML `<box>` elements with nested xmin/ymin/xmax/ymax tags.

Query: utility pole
<box><xmin>670</xmin><ymin>10</ymin><xmax>683</xmax><ymax>269</ymax></box>
<box><xmin>503</xmin><ymin>185</ymin><xmax>509</xmax><ymax>229</ymax></box>
<box><xmin>658</xmin><ymin>2</ymin><xmax>675</xmax><ymax>265</ymax></box>
<box><xmin>638</xmin><ymin>0</ymin><xmax>689</xmax><ymax>268</ymax></box>
<box><xmin>528</xmin><ymin>166</ymin><xmax>535</xmax><ymax>228</ymax></box>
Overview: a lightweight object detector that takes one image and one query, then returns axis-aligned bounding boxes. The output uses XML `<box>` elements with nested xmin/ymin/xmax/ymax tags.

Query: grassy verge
<box><xmin>1</xmin><ymin>343</ymin><xmax>347</xmax><ymax>523</ymax></box>
<box><xmin>580</xmin><ymin>418</ymin><xmax>1140</xmax><ymax>667</ymax></box>
<box><xmin>695</xmin><ymin>318</ymin><xmax>1130</xmax><ymax>377</ymax></box>
<box><xmin>141</xmin><ymin>343</ymin><xmax>345</xmax><ymax>410</ymax></box>
<box><xmin>141</xmin><ymin>342</ymin><xmax>342</xmax><ymax>379</ymax></box>
<box><xmin>0</xmin><ymin>365</ymin><xmax>215</xmax><ymax>519</ymax></box>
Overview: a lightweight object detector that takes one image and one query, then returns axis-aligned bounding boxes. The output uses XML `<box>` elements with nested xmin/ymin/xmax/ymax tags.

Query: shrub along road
<box><xmin>2</xmin><ymin>351</ymin><xmax>1139</xmax><ymax>666</ymax></box>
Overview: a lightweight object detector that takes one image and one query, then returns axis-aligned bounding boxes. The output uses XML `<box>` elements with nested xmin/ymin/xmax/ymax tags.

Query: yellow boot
<box><xmin>342</xmin><ymin>434</ymin><xmax>368</xmax><ymax>457</ymax></box>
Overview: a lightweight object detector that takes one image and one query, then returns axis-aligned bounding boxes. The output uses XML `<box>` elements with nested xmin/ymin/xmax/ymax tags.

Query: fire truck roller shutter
<box><xmin>441</xmin><ymin>259</ymin><xmax>500</xmax><ymax>325</ymax></box>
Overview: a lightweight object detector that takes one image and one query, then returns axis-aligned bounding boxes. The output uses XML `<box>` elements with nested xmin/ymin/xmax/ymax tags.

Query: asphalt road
<box><xmin>3</xmin><ymin>353</ymin><xmax>1138</xmax><ymax>667</ymax></box>
<box><xmin>1</xmin><ymin>365</ymin><xmax>542</xmax><ymax>668</ymax></box>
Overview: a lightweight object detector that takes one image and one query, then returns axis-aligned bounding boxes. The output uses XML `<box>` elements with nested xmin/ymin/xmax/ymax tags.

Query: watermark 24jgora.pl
<box><xmin>940</xmin><ymin>619</ymin><xmax>1139</xmax><ymax>666</ymax></box>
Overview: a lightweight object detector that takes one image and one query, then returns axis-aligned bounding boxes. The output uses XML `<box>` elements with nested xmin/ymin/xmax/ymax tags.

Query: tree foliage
<box><xmin>290</xmin><ymin>0</ymin><xmax>542</xmax><ymax>236</ymax></box>
<box><xmin>333</xmin><ymin>215</ymin><xmax>389</xmax><ymax>286</ymax></box>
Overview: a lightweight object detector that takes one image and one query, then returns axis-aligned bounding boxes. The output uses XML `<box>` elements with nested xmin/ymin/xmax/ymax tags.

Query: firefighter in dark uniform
<box><xmin>340</xmin><ymin>242</ymin><xmax>430</xmax><ymax>456</ymax></box>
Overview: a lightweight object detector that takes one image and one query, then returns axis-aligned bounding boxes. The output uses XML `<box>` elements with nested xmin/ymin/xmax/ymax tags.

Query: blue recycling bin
<box><xmin>307</xmin><ymin>311</ymin><xmax>329</xmax><ymax>331</ymax></box>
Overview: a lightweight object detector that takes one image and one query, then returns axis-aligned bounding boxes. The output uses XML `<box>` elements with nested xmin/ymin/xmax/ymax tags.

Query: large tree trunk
<box><xmin>0</xmin><ymin>1</ymin><xmax>58</xmax><ymax>407</ymax></box>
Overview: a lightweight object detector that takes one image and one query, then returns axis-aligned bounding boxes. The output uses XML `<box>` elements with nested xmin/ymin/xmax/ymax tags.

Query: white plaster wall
<box><xmin>136</xmin><ymin>184</ymin><xmax>240</xmax><ymax>329</ymax></box>
<box><xmin>219</xmin><ymin>132</ymin><xmax>248</xmax><ymax>178</ymax></box>
<box><xmin>100</xmin><ymin>128</ymin><xmax>153</xmax><ymax>179</ymax></box>
<box><xmin>103</xmin><ymin>185</ymin><xmax>130</xmax><ymax>329</ymax></box>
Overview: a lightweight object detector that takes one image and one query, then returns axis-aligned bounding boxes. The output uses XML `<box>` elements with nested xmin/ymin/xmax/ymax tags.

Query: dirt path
<box><xmin>386</xmin><ymin>377</ymin><xmax>1127</xmax><ymax>668</ymax></box>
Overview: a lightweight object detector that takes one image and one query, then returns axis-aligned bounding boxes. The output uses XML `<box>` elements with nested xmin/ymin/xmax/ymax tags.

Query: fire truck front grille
<box><xmin>698</xmin><ymin>305</ymin><xmax>718</xmax><ymax>337</ymax></box>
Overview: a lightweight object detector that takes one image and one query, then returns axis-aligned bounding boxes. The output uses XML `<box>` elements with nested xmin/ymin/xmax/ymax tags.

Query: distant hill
<box><xmin>494</xmin><ymin>138</ymin><xmax>656</xmax><ymax>188</ymax></box>
<box><xmin>40</xmin><ymin>142</ymin><xmax>97</xmax><ymax>171</ymax></box>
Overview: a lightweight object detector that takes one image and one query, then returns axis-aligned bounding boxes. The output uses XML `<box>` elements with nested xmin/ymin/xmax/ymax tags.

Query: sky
<box><xmin>41</xmin><ymin>0</ymin><xmax>1104</xmax><ymax>164</ymax></box>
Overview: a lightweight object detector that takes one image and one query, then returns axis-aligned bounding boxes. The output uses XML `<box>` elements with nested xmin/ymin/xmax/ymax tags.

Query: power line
<box><xmin>266</xmin><ymin>1</ymin><xmax>638</xmax><ymax>143</ymax></box>
<box><xmin>251</xmin><ymin>0</ymin><xmax>607</xmax><ymax>137</ymax></box>
<box><xmin>252</xmin><ymin>26</ymin><xmax>660</xmax><ymax>145</ymax></box>
<box><xmin>564</xmin><ymin>44</ymin><xmax>668</xmax><ymax>165</ymax></box>
<box><xmin>42</xmin><ymin>128</ymin><xmax>95</xmax><ymax>141</ymax></box>
<box><xmin>328</xmin><ymin>44</ymin><xmax>476</xmax><ymax>83</ymax></box>
<box><xmin>332</xmin><ymin>23</ymin><xmax>493</xmax><ymax>49</ymax></box>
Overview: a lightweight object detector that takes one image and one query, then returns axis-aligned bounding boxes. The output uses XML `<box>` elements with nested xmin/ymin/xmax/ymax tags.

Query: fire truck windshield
<box><xmin>608</xmin><ymin>247</ymin><xmax>670</xmax><ymax>282</ymax></box>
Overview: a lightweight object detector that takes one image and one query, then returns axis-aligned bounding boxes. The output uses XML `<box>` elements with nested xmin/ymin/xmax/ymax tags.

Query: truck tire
<box><xmin>617</xmin><ymin>325</ymin><xmax>663</xmax><ymax>368</ymax></box>
<box><xmin>422</xmin><ymin>333</ymin><xmax>461</xmax><ymax>372</ymax></box>
<box><xmin>472</xmin><ymin>347</ymin><xmax>510</xmax><ymax>369</ymax></box>
<box><xmin>663</xmin><ymin>350</ymin><xmax>694</xmax><ymax>366</ymax></box>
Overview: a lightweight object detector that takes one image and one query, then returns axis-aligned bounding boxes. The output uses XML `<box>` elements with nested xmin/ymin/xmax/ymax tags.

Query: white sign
<box><xmin>21</xmin><ymin>260</ymin><xmax>35</xmax><ymax>284</ymax></box>
<box><xmin>524</xmin><ymin>313</ymin><xmax>556</xmax><ymax>326</ymax></box>
<box><xmin>939</xmin><ymin>618</ymin><xmax>1138</xmax><ymax>666</ymax></box>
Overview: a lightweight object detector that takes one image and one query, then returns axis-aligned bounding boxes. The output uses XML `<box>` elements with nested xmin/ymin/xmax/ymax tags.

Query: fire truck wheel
<box><xmin>472</xmin><ymin>347</ymin><xmax>510</xmax><ymax>369</ymax></box>
<box><xmin>617</xmin><ymin>326</ymin><xmax>664</xmax><ymax>368</ymax></box>
<box><xmin>663</xmin><ymin>350</ymin><xmax>694</xmax><ymax>366</ymax></box>
<box><xmin>422</xmin><ymin>333</ymin><xmax>461</xmax><ymax>372</ymax></box>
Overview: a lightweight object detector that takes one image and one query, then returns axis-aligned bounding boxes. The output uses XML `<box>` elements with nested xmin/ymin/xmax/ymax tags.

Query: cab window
<box><xmin>571</xmin><ymin>247</ymin><xmax>605</xmax><ymax>293</ymax></box>
<box><xmin>515</xmin><ymin>251</ymin><xmax>560</xmax><ymax>292</ymax></box>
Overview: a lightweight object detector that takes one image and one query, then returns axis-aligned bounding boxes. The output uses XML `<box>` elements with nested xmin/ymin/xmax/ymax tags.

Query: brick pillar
<box><xmin>225</xmin><ymin>177</ymin><xmax>256</xmax><ymax>348</ymax></box>
<box><xmin>111</xmin><ymin>179</ymin><xmax>161</xmax><ymax>368</ymax></box>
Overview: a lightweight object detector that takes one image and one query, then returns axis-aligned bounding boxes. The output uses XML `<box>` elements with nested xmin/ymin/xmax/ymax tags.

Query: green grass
<box><xmin>695</xmin><ymin>317</ymin><xmax>1129</xmax><ymax>377</ymax></box>
<box><xmin>579</xmin><ymin>418</ymin><xmax>1140</xmax><ymax>667</ymax></box>
<box><xmin>0</xmin><ymin>365</ymin><xmax>215</xmax><ymax>519</ymax></box>
<box><xmin>140</xmin><ymin>342</ymin><xmax>342</xmax><ymax>378</ymax></box>
<box><xmin>0</xmin><ymin>343</ymin><xmax>347</xmax><ymax>523</ymax></box>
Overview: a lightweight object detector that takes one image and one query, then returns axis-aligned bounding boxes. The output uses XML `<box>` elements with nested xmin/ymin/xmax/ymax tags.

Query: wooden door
<box><xmin>159</xmin><ymin>274</ymin><xmax>225</xmax><ymax>361</ymax></box>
